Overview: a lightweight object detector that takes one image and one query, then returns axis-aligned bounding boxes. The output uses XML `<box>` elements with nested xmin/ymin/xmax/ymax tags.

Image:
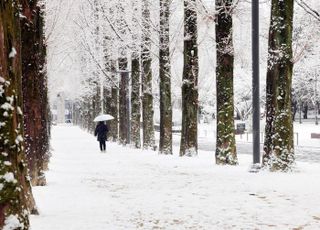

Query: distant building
<box><xmin>56</xmin><ymin>92</ymin><xmax>65</xmax><ymax>123</ymax></box>
<box><xmin>51</xmin><ymin>92</ymin><xmax>74</xmax><ymax>124</ymax></box>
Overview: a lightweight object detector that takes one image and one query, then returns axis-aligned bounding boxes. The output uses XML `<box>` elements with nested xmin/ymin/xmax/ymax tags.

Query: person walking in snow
<box><xmin>94</xmin><ymin>121</ymin><xmax>109</xmax><ymax>152</ymax></box>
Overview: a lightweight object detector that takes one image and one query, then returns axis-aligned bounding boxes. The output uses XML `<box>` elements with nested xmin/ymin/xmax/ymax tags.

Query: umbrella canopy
<box><xmin>93</xmin><ymin>114</ymin><xmax>114</xmax><ymax>122</ymax></box>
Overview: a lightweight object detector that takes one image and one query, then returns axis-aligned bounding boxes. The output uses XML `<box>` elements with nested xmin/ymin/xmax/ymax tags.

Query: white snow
<box><xmin>1</xmin><ymin>102</ymin><xmax>14</xmax><ymax>111</ymax></box>
<box><xmin>19</xmin><ymin>13</ymin><xmax>27</xmax><ymax>19</ymax></box>
<box><xmin>3</xmin><ymin>215</ymin><xmax>24</xmax><ymax>230</ymax></box>
<box><xmin>8</xmin><ymin>47</ymin><xmax>17</xmax><ymax>58</ymax></box>
<box><xmin>4</xmin><ymin>161</ymin><xmax>11</xmax><ymax>166</ymax></box>
<box><xmin>15</xmin><ymin>135</ymin><xmax>23</xmax><ymax>144</ymax></box>
<box><xmin>30</xmin><ymin>125</ymin><xmax>320</xmax><ymax>229</ymax></box>
<box><xmin>17</xmin><ymin>106</ymin><xmax>23</xmax><ymax>115</ymax></box>
<box><xmin>0</xmin><ymin>85</ymin><xmax>4</xmax><ymax>97</ymax></box>
<box><xmin>2</xmin><ymin>172</ymin><xmax>17</xmax><ymax>183</ymax></box>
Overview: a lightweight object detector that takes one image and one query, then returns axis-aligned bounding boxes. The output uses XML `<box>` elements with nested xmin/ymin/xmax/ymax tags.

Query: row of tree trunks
<box><xmin>21</xmin><ymin>0</ymin><xmax>49</xmax><ymax>186</ymax></box>
<box><xmin>76</xmin><ymin>0</ymin><xmax>294</xmax><ymax>173</ymax></box>
<box><xmin>263</xmin><ymin>0</ymin><xmax>295</xmax><ymax>171</ymax></box>
<box><xmin>159</xmin><ymin>0</ymin><xmax>173</xmax><ymax>155</ymax></box>
<box><xmin>180</xmin><ymin>0</ymin><xmax>199</xmax><ymax>157</ymax></box>
<box><xmin>215</xmin><ymin>0</ymin><xmax>238</xmax><ymax>165</ymax></box>
<box><xmin>0</xmin><ymin>1</ymin><xmax>37</xmax><ymax>228</ymax></box>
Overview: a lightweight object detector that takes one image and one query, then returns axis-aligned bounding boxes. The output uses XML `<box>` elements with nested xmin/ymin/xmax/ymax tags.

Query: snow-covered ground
<box><xmin>30</xmin><ymin>125</ymin><xmax>320</xmax><ymax>229</ymax></box>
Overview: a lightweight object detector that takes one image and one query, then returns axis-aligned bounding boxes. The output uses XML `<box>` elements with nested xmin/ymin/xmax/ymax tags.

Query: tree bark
<box><xmin>159</xmin><ymin>0</ymin><xmax>173</xmax><ymax>155</ymax></box>
<box><xmin>142</xmin><ymin>0</ymin><xmax>156</xmax><ymax>150</ymax></box>
<box><xmin>215</xmin><ymin>0</ymin><xmax>237</xmax><ymax>165</ymax></box>
<box><xmin>0</xmin><ymin>1</ymin><xmax>37</xmax><ymax>228</ymax></box>
<box><xmin>21</xmin><ymin>0</ymin><xmax>49</xmax><ymax>186</ymax></box>
<box><xmin>263</xmin><ymin>0</ymin><xmax>294</xmax><ymax>171</ymax></box>
<box><xmin>180</xmin><ymin>0</ymin><xmax>198</xmax><ymax>157</ymax></box>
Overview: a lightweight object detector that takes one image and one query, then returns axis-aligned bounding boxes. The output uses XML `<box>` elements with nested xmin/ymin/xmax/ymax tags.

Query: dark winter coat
<box><xmin>94</xmin><ymin>122</ymin><xmax>109</xmax><ymax>142</ymax></box>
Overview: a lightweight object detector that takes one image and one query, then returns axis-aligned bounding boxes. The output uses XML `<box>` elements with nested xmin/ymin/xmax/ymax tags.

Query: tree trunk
<box><xmin>159</xmin><ymin>0</ymin><xmax>173</xmax><ymax>155</ymax></box>
<box><xmin>180</xmin><ymin>0</ymin><xmax>199</xmax><ymax>156</ymax></box>
<box><xmin>88</xmin><ymin>94</ymin><xmax>95</xmax><ymax>133</ymax></box>
<box><xmin>102</xmin><ymin>39</ymin><xmax>112</xmax><ymax>119</ymax></box>
<box><xmin>0</xmin><ymin>1</ymin><xmax>37</xmax><ymax>228</ymax></box>
<box><xmin>109</xmin><ymin>60</ymin><xmax>119</xmax><ymax>141</ymax></box>
<box><xmin>118</xmin><ymin>57</ymin><xmax>129</xmax><ymax>145</ymax></box>
<box><xmin>103</xmin><ymin>86</ymin><xmax>111</xmax><ymax>115</ymax></box>
<box><xmin>142</xmin><ymin>0</ymin><xmax>156</xmax><ymax>150</ymax></box>
<box><xmin>180</xmin><ymin>0</ymin><xmax>198</xmax><ymax>157</ymax></box>
<box><xmin>263</xmin><ymin>0</ymin><xmax>294</xmax><ymax>171</ymax></box>
<box><xmin>21</xmin><ymin>0</ymin><xmax>49</xmax><ymax>186</ymax></box>
<box><xmin>131</xmin><ymin>55</ymin><xmax>141</xmax><ymax>148</ymax></box>
<box><xmin>215</xmin><ymin>0</ymin><xmax>237</xmax><ymax>165</ymax></box>
<box><xmin>92</xmin><ymin>85</ymin><xmax>101</xmax><ymax>131</ymax></box>
<box><xmin>130</xmin><ymin>1</ymin><xmax>141</xmax><ymax>149</ymax></box>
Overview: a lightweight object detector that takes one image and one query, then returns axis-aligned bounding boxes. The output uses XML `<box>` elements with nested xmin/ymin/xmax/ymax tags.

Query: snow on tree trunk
<box><xmin>141</xmin><ymin>0</ymin><xmax>156</xmax><ymax>150</ymax></box>
<box><xmin>180</xmin><ymin>0</ymin><xmax>198</xmax><ymax>157</ymax></box>
<box><xmin>215</xmin><ymin>0</ymin><xmax>238</xmax><ymax>165</ymax></box>
<box><xmin>0</xmin><ymin>1</ymin><xmax>36</xmax><ymax>228</ymax></box>
<box><xmin>159</xmin><ymin>0</ymin><xmax>173</xmax><ymax>155</ymax></box>
<box><xmin>21</xmin><ymin>0</ymin><xmax>50</xmax><ymax>186</ymax></box>
<box><xmin>263</xmin><ymin>0</ymin><xmax>295</xmax><ymax>172</ymax></box>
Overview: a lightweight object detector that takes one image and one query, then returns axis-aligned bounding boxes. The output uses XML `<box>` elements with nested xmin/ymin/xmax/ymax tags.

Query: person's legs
<box><xmin>102</xmin><ymin>141</ymin><xmax>106</xmax><ymax>151</ymax></box>
<box><xmin>99</xmin><ymin>141</ymin><xmax>103</xmax><ymax>151</ymax></box>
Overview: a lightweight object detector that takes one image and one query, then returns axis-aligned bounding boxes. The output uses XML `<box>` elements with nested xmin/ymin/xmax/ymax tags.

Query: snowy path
<box><xmin>30</xmin><ymin>125</ymin><xmax>320</xmax><ymax>229</ymax></box>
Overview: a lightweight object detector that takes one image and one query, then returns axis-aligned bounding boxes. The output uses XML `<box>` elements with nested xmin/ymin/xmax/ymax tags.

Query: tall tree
<box><xmin>118</xmin><ymin>54</ymin><xmax>130</xmax><ymax>145</ymax></box>
<box><xmin>21</xmin><ymin>0</ymin><xmax>50</xmax><ymax>185</ymax></box>
<box><xmin>141</xmin><ymin>0</ymin><xmax>156</xmax><ymax>150</ymax></box>
<box><xmin>117</xmin><ymin>1</ymin><xmax>130</xmax><ymax>145</ymax></box>
<box><xmin>130</xmin><ymin>0</ymin><xmax>141</xmax><ymax>148</ymax></box>
<box><xmin>263</xmin><ymin>0</ymin><xmax>295</xmax><ymax>171</ymax></box>
<box><xmin>0</xmin><ymin>1</ymin><xmax>37</xmax><ymax>228</ymax></box>
<box><xmin>215</xmin><ymin>0</ymin><xmax>237</xmax><ymax>165</ymax></box>
<box><xmin>159</xmin><ymin>0</ymin><xmax>173</xmax><ymax>155</ymax></box>
<box><xmin>93</xmin><ymin>0</ymin><xmax>102</xmax><ymax>115</ymax></box>
<box><xmin>103</xmin><ymin>2</ymin><xmax>119</xmax><ymax>142</ymax></box>
<box><xmin>180</xmin><ymin>0</ymin><xmax>199</xmax><ymax>157</ymax></box>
